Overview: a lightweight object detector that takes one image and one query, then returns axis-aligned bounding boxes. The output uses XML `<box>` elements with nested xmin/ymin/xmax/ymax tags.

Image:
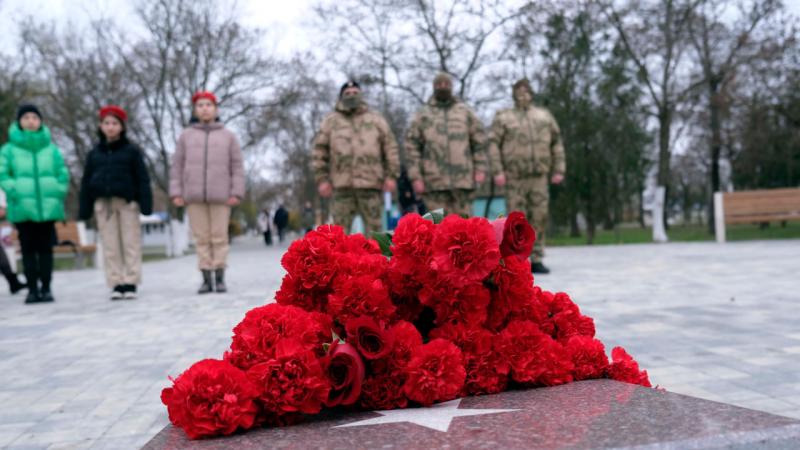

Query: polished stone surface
<box><xmin>142</xmin><ymin>379</ymin><xmax>800</xmax><ymax>449</ymax></box>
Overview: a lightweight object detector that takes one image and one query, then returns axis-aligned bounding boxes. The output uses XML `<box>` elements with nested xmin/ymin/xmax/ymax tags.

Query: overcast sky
<box><xmin>0</xmin><ymin>0</ymin><xmax>315</xmax><ymax>55</ymax></box>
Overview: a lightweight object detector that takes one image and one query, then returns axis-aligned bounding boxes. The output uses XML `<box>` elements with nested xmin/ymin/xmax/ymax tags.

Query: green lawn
<box><xmin>548</xmin><ymin>221</ymin><xmax>800</xmax><ymax>246</ymax></box>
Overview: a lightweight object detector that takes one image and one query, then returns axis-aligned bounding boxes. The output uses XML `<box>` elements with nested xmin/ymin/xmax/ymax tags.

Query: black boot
<box><xmin>214</xmin><ymin>269</ymin><xmax>227</xmax><ymax>293</ymax></box>
<box><xmin>531</xmin><ymin>262</ymin><xmax>551</xmax><ymax>274</ymax></box>
<box><xmin>38</xmin><ymin>251</ymin><xmax>54</xmax><ymax>302</ymax></box>
<box><xmin>22</xmin><ymin>252</ymin><xmax>40</xmax><ymax>303</ymax></box>
<box><xmin>25</xmin><ymin>286</ymin><xmax>41</xmax><ymax>304</ymax></box>
<box><xmin>5</xmin><ymin>273</ymin><xmax>26</xmax><ymax>294</ymax></box>
<box><xmin>198</xmin><ymin>270</ymin><xmax>214</xmax><ymax>294</ymax></box>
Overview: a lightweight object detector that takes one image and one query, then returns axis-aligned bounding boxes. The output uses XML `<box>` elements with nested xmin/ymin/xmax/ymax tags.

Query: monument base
<box><xmin>143</xmin><ymin>379</ymin><xmax>800</xmax><ymax>449</ymax></box>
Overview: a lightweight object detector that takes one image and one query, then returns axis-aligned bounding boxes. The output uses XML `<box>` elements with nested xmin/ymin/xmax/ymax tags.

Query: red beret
<box><xmin>191</xmin><ymin>91</ymin><xmax>218</xmax><ymax>105</ymax></box>
<box><xmin>99</xmin><ymin>105</ymin><xmax>128</xmax><ymax>122</ymax></box>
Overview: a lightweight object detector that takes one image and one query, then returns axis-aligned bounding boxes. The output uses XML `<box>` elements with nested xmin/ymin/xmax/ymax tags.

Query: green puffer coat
<box><xmin>0</xmin><ymin>123</ymin><xmax>70</xmax><ymax>223</ymax></box>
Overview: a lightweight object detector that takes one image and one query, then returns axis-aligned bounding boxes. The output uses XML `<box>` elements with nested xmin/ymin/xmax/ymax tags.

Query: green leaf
<box><xmin>422</xmin><ymin>208</ymin><xmax>445</xmax><ymax>224</ymax></box>
<box><xmin>371</xmin><ymin>232</ymin><xmax>394</xmax><ymax>257</ymax></box>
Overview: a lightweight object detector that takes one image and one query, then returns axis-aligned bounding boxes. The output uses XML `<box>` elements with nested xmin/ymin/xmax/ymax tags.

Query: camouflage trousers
<box><xmin>505</xmin><ymin>176</ymin><xmax>549</xmax><ymax>263</ymax></box>
<box><xmin>333</xmin><ymin>188</ymin><xmax>383</xmax><ymax>234</ymax></box>
<box><xmin>423</xmin><ymin>189</ymin><xmax>474</xmax><ymax>217</ymax></box>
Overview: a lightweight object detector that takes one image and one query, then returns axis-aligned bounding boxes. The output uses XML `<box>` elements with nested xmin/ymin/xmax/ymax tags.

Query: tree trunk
<box><xmin>707</xmin><ymin>81</ymin><xmax>723</xmax><ymax>235</ymax></box>
<box><xmin>657</xmin><ymin>107</ymin><xmax>672</xmax><ymax>231</ymax></box>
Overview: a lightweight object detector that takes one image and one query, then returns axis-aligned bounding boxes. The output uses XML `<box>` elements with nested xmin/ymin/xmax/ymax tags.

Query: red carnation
<box><xmin>420</xmin><ymin>278</ymin><xmax>490</xmax><ymax>327</ymax></box>
<box><xmin>487</xmin><ymin>257</ymin><xmax>545</xmax><ymax>331</ymax></box>
<box><xmin>324</xmin><ymin>341</ymin><xmax>366</xmax><ymax>407</ymax></box>
<box><xmin>336</xmin><ymin>233</ymin><xmax>382</xmax><ymax>255</ymax></box>
<box><xmin>403</xmin><ymin>338</ymin><xmax>466</xmax><ymax>406</ymax></box>
<box><xmin>225</xmin><ymin>304</ymin><xmax>332</xmax><ymax>370</ymax></box>
<box><xmin>431</xmin><ymin>215</ymin><xmax>501</xmax><ymax>285</ymax></box>
<box><xmin>431</xmin><ymin>324</ymin><xmax>509</xmax><ymax>395</ymax></box>
<box><xmin>565</xmin><ymin>336</ymin><xmax>609</xmax><ymax>381</ymax></box>
<box><xmin>360</xmin><ymin>369</ymin><xmax>409</xmax><ymax>410</ymax></box>
<box><xmin>390</xmin><ymin>213</ymin><xmax>436</xmax><ymax>275</ymax></box>
<box><xmin>327</xmin><ymin>274</ymin><xmax>396</xmax><ymax>324</ymax></box>
<box><xmin>491</xmin><ymin>211</ymin><xmax>536</xmax><ymax>260</ymax></box>
<box><xmin>246</xmin><ymin>339</ymin><xmax>330</xmax><ymax>415</ymax></box>
<box><xmin>553</xmin><ymin>309</ymin><xmax>596</xmax><ymax>342</ymax></box>
<box><xmin>498</xmin><ymin>320</ymin><xmax>574</xmax><ymax>386</ymax></box>
<box><xmin>607</xmin><ymin>347</ymin><xmax>651</xmax><ymax>387</ymax></box>
<box><xmin>345</xmin><ymin>316</ymin><xmax>395</xmax><ymax>360</ymax></box>
<box><xmin>280</xmin><ymin>225</ymin><xmax>345</xmax><ymax>292</ymax></box>
<box><xmin>161</xmin><ymin>359</ymin><xmax>260</xmax><ymax>440</ymax></box>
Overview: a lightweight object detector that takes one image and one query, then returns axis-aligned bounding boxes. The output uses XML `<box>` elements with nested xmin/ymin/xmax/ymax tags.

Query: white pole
<box><xmin>652</xmin><ymin>186</ymin><xmax>669</xmax><ymax>243</ymax></box>
<box><xmin>714</xmin><ymin>192</ymin><xmax>726</xmax><ymax>243</ymax></box>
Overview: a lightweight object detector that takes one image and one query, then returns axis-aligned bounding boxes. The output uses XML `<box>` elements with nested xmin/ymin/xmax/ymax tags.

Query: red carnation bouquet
<box><xmin>162</xmin><ymin>211</ymin><xmax>651</xmax><ymax>439</ymax></box>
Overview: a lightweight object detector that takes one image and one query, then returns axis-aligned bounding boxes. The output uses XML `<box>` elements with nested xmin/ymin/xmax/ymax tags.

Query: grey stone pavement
<box><xmin>0</xmin><ymin>235</ymin><xmax>798</xmax><ymax>449</ymax></box>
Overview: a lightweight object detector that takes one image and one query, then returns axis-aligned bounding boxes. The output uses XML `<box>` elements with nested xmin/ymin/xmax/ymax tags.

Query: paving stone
<box><xmin>1</xmin><ymin>237</ymin><xmax>798</xmax><ymax>448</ymax></box>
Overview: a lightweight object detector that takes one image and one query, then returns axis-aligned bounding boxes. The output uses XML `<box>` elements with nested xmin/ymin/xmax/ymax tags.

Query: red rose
<box><xmin>498</xmin><ymin>320</ymin><xmax>574</xmax><ymax>386</ymax></box>
<box><xmin>403</xmin><ymin>338</ymin><xmax>466</xmax><ymax>406</ymax></box>
<box><xmin>161</xmin><ymin>359</ymin><xmax>260</xmax><ymax>440</ymax></box>
<box><xmin>565</xmin><ymin>336</ymin><xmax>609</xmax><ymax>381</ymax></box>
<box><xmin>246</xmin><ymin>339</ymin><xmax>330</xmax><ymax>415</ymax></box>
<box><xmin>327</xmin><ymin>274</ymin><xmax>396</xmax><ymax>324</ymax></box>
<box><xmin>324</xmin><ymin>341</ymin><xmax>366</xmax><ymax>407</ymax></box>
<box><xmin>607</xmin><ymin>347</ymin><xmax>651</xmax><ymax>387</ymax></box>
<box><xmin>431</xmin><ymin>215</ymin><xmax>501</xmax><ymax>284</ymax></box>
<box><xmin>345</xmin><ymin>316</ymin><xmax>395</xmax><ymax>360</ymax></box>
<box><xmin>225</xmin><ymin>304</ymin><xmax>332</xmax><ymax>370</ymax></box>
<box><xmin>491</xmin><ymin>211</ymin><xmax>536</xmax><ymax>260</ymax></box>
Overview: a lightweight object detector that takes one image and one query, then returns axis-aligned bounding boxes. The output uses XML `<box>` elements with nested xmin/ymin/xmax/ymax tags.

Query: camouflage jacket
<box><xmin>312</xmin><ymin>100</ymin><xmax>401</xmax><ymax>190</ymax></box>
<box><xmin>488</xmin><ymin>105</ymin><xmax>565</xmax><ymax>179</ymax></box>
<box><xmin>404</xmin><ymin>97</ymin><xmax>488</xmax><ymax>191</ymax></box>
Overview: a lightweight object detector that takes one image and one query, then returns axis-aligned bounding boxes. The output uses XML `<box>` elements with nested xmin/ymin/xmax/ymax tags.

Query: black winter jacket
<box><xmin>79</xmin><ymin>137</ymin><xmax>153</xmax><ymax>220</ymax></box>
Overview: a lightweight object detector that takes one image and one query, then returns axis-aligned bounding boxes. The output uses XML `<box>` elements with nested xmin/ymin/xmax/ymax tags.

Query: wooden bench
<box><xmin>9</xmin><ymin>221</ymin><xmax>97</xmax><ymax>268</ymax></box>
<box><xmin>713</xmin><ymin>188</ymin><xmax>800</xmax><ymax>243</ymax></box>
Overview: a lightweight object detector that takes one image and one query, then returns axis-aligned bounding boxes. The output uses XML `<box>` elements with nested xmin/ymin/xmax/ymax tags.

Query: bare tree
<box><xmin>687</xmin><ymin>0</ymin><xmax>782</xmax><ymax>234</ymax></box>
<box><xmin>314</xmin><ymin>0</ymin><xmax>522</xmax><ymax>111</ymax></box>
<box><xmin>94</xmin><ymin>0</ymin><xmax>284</xmax><ymax>206</ymax></box>
<box><xmin>603</xmin><ymin>0</ymin><xmax>703</xmax><ymax>234</ymax></box>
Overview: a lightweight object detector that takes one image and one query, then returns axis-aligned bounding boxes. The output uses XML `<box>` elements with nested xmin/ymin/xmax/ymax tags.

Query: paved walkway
<box><xmin>0</xmin><ymin>236</ymin><xmax>798</xmax><ymax>449</ymax></box>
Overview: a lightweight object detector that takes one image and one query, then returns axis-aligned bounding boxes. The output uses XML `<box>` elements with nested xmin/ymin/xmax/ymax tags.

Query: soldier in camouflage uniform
<box><xmin>405</xmin><ymin>73</ymin><xmax>488</xmax><ymax>217</ymax></box>
<box><xmin>489</xmin><ymin>78</ymin><xmax>565</xmax><ymax>274</ymax></box>
<box><xmin>312</xmin><ymin>81</ymin><xmax>400</xmax><ymax>234</ymax></box>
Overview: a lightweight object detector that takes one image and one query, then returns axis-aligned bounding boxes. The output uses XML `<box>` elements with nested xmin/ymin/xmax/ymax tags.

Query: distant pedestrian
<box><xmin>0</xmin><ymin>104</ymin><xmax>70</xmax><ymax>304</ymax></box>
<box><xmin>301</xmin><ymin>201</ymin><xmax>315</xmax><ymax>234</ymax></box>
<box><xmin>169</xmin><ymin>91</ymin><xmax>245</xmax><ymax>294</ymax></box>
<box><xmin>257</xmin><ymin>208</ymin><xmax>272</xmax><ymax>246</ymax></box>
<box><xmin>0</xmin><ymin>189</ymin><xmax>25</xmax><ymax>294</ymax></box>
<box><xmin>273</xmin><ymin>205</ymin><xmax>289</xmax><ymax>243</ymax></box>
<box><xmin>79</xmin><ymin>105</ymin><xmax>153</xmax><ymax>300</ymax></box>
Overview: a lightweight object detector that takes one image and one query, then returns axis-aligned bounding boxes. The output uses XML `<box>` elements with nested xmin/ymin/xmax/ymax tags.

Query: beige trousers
<box><xmin>95</xmin><ymin>197</ymin><xmax>142</xmax><ymax>287</ymax></box>
<box><xmin>186</xmin><ymin>203</ymin><xmax>231</xmax><ymax>270</ymax></box>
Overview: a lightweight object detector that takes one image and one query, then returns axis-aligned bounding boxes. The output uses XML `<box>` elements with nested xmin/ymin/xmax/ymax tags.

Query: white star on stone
<box><xmin>334</xmin><ymin>398</ymin><xmax>519</xmax><ymax>432</ymax></box>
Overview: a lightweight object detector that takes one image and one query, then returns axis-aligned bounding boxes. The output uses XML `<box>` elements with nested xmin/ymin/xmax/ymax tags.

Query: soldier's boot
<box><xmin>214</xmin><ymin>269</ymin><xmax>227</xmax><ymax>293</ymax></box>
<box><xmin>531</xmin><ymin>262</ymin><xmax>550</xmax><ymax>274</ymax></box>
<box><xmin>198</xmin><ymin>270</ymin><xmax>214</xmax><ymax>294</ymax></box>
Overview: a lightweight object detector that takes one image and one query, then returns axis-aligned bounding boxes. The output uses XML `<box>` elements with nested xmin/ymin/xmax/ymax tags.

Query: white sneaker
<box><xmin>124</xmin><ymin>285</ymin><xmax>137</xmax><ymax>300</ymax></box>
<box><xmin>111</xmin><ymin>289</ymin><xmax>124</xmax><ymax>300</ymax></box>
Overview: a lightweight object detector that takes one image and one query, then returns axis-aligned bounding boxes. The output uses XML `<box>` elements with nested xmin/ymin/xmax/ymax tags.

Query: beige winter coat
<box><xmin>169</xmin><ymin>122</ymin><xmax>245</xmax><ymax>204</ymax></box>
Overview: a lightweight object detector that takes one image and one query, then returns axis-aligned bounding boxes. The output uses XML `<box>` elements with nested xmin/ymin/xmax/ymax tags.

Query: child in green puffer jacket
<box><xmin>0</xmin><ymin>104</ymin><xmax>70</xmax><ymax>304</ymax></box>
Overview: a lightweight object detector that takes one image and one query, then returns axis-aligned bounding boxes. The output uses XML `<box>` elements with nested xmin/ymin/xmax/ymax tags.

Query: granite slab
<box><xmin>142</xmin><ymin>379</ymin><xmax>800</xmax><ymax>449</ymax></box>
